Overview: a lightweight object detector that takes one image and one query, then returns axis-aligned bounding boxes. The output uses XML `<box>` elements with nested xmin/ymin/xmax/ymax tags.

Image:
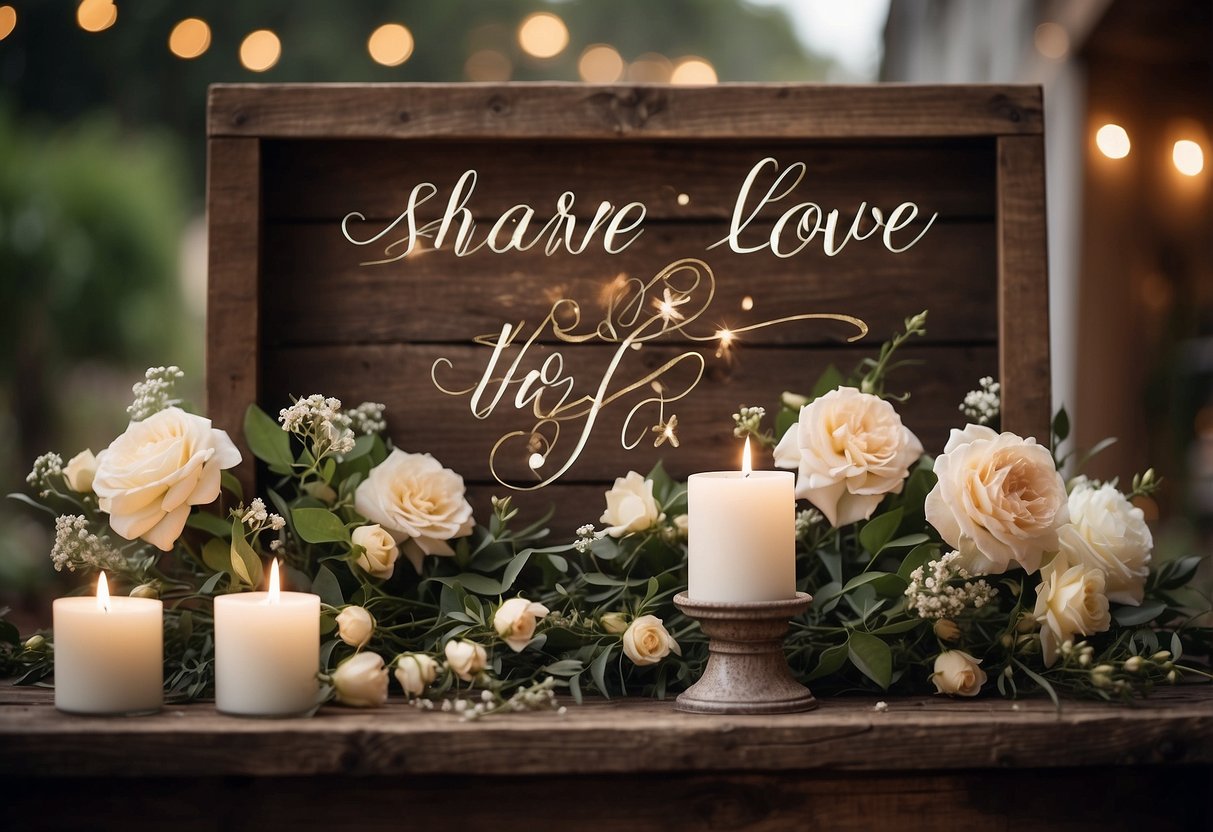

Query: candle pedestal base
<box><xmin>673</xmin><ymin>592</ymin><xmax>816</xmax><ymax>715</ymax></box>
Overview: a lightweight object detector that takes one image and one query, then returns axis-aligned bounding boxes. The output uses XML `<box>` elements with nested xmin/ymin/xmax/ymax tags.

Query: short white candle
<box><xmin>214</xmin><ymin>559</ymin><xmax>320</xmax><ymax>717</ymax></box>
<box><xmin>53</xmin><ymin>572</ymin><xmax>163</xmax><ymax>715</ymax></box>
<box><xmin>688</xmin><ymin>438</ymin><xmax>796</xmax><ymax>602</ymax></box>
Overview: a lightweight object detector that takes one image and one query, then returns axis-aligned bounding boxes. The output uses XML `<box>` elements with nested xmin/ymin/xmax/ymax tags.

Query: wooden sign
<box><xmin>206</xmin><ymin>84</ymin><xmax>1049</xmax><ymax>521</ymax></box>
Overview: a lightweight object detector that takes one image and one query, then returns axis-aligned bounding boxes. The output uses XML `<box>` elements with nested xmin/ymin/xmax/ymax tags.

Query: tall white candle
<box><xmin>53</xmin><ymin>572</ymin><xmax>163</xmax><ymax>715</ymax></box>
<box><xmin>214</xmin><ymin>560</ymin><xmax>320</xmax><ymax>717</ymax></box>
<box><xmin>688</xmin><ymin>439</ymin><xmax>796</xmax><ymax>602</ymax></box>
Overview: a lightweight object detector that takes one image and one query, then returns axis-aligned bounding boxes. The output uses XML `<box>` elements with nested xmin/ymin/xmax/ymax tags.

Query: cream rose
<box><xmin>1057</xmin><ymin>480</ymin><xmax>1152</xmax><ymax>606</ymax></box>
<box><xmin>93</xmin><ymin>407</ymin><xmax>242</xmax><ymax>551</ymax></box>
<box><xmin>394</xmin><ymin>653</ymin><xmax>439</xmax><ymax>697</ymax></box>
<box><xmin>925</xmin><ymin>425</ymin><xmax>1068</xmax><ymax>575</ymax></box>
<box><xmin>622</xmin><ymin>614</ymin><xmax>681</xmax><ymax>667</ymax></box>
<box><xmin>930</xmin><ymin>650</ymin><xmax>987</xmax><ymax>696</ymax></box>
<box><xmin>493</xmin><ymin>597</ymin><xmax>550</xmax><ymax>653</ymax></box>
<box><xmin>64</xmin><ymin>449</ymin><xmax>98</xmax><ymax>493</ymax></box>
<box><xmin>332</xmin><ymin>652</ymin><xmax>389</xmax><ymax>707</ymax></box>
<box><xmin>354</xmin><ymin>449</ymin><xmax>474</xmax><ymax>574</ymax></box>
<box><xmin>1033</xmin><ymin>556</ymin><xmax>1112</xmax><ymax>666</ymax></box>
<box><xmin>600</xmin><ymin>612</ymin><xmax>630</xmax><ymax>634</ymax></box>
<box><xmin>773</xmin><ymin>387</ymin><xmax>923</xmax><ymax>527</ymax></box>
<box><xmin>335</xmin><ymin>605</ymin><xmax>375</xmax><ymax>649</ymax></box>
<box><xmin>444</xmin><ymin>639</ymin><xmax>488</xmax><ymax>681</ymax></box>
<box><xmin>600</xmin><ymin>471</ymin><xmax>665</xmax><ymax>538</ymax></box>
<box><xmin>350</xmin><ymin>524</ymin><xmax>401</xmax><ymax>579</ymax></box>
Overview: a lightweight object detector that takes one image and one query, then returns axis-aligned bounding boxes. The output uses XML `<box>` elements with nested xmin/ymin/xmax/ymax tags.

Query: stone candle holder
<box><xmin>673</xmin><ymin>591</ymin><xmax>816</xmax><ymax>715</ymax></box>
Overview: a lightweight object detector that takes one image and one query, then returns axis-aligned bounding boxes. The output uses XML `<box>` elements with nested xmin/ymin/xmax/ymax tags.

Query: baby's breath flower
<box><xmin>795</xmin><ymin>508</ymin><xmax>824</xmax><ymax>538</ymax></box>
<box><xmin>905</xmin><ymin>551</ymin><xmax>998</xmax><ymax>620</ymax></box>
<box><xmin>959</xmin><ymin>376</ymin><xmax>1001</xmax><ymax>426</ymax></box>
<box><xmin>238</xmin><ymin>497</ymin><xmax>287</xmax><ymax>537</ymax></box>
<box><xmin>50</xmin><ymin>515</ymin><xmax>126</xmax><ymax>573</ymax></box>
<box><xmin>278</xmin><ymin>394</ymin><xmax>356</xmax><ymax>458</ymax></box>
<box><xmin>732</xmin><ymin>405</ymin><xmax>767</xmax><ymax>439</ymax></box>
<box><xmin>346</xmin><ymin>402</ymin><xmax>387</xmax><ymax>436</ymax></box>
<box><xmin>26</xmin><ymin>452</ymin><xmax>64</xmax><ymax>496</ymax></box>
<box><xmin>127</xmin><ymin>366</ymin><xmax>185</xmax><ymax>421</ymax></box>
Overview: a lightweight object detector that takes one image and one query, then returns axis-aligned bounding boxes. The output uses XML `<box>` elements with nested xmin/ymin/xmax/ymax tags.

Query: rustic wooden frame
<box><xmin>206</xmin><ymin>83</ymin><xmax>1050</xmax><ymax>487</ymax></box>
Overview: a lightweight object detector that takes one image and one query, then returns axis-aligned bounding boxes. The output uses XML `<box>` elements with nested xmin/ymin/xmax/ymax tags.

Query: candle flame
<box><xmin>268</xmin><ymin>558</ymin><xmax>281</xmax><ymax>604</ymax></box>
<box><xmin>96</xmin><ymin>570</ymin><xmax>112</xmax><ymax>613</ymax></box>
<box><xmin>742</xmin><ymin>437</ymin><xmax>752</xmax><ymax>477</ymax></box>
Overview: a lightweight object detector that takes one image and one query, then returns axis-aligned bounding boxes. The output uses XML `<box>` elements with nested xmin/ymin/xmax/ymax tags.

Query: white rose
<box><xmin>394</xmin><ymin>653</ymin><xmax>439</xmax><ymax>697</ymax></box>
<box><xmin>925</xmin><ymin>425</ymin><xmax>1068</xmax><ymax>575</ymax></box>
<box><xmin>1058</xmin><ymin>481</ymin><xmax>1152</xmax><ymax>606</ymax></box>
<box><xmin>354</xmin><ymin>449</ymin><xmax>475</xmax><ymax>574</ymax></box>
<box><xmin>622</xmin><ymin>614</ymin><xmax>681</xmax><ymax>667</ymax></box>
<box><xmin>350</xmin><ymin>524</ymin><xmax>401</xmax><ymax>579</ymax></box>
<box><xmin>444</xmin><ymin>639</ymin><xmax>488</xmax><ymax>681</ymax></box>
<box><xmin>93</xmin><ymin>407</ymin><xmax>242</xmax><ymax>551</ymax></box>
<box><xmin>600</xmin><ymin>471</ymin><xmax>665</xmax><ymax>538</ymax></box>
<box><xmin>1033</xmin><ymin>556</ymin><xmax>1112</xmax><ymax>666</ymax></box>
<box><xmin>335</xmin><ymin>605</ymin><xmax>375</xmax><ymax>649</ymax></box>
<box><xmin>600</xmin><ymin>612</ymin><xmax>630</xmax><ymax>634</ymax></box>
<box><xmin>672</xmin><ymin>514</ymin><xmax>689</xmax><ymax>538</ymax></box>
<box><xmin>773</xmin><ymin>387</ymin><xmax>923</xmax><ymax>528</ymax></box>
<box><xmin>493</xmin><ymin>597</ymin><xmax>550</xmax><ymax>653</ymax></box>
<box><xmin>332</xmin><ymin>651</ymin><xmax>389</xmax><ymax>707</ymax></box>
<box><xmin>930</xmin><ymin>650</ymin><xmax>988</xmax><ymax>696</ymax></box>
<box><xmin>64</xmin><ymin>449</ymin><xmax>98</xmax><ymax>493</ymax></box>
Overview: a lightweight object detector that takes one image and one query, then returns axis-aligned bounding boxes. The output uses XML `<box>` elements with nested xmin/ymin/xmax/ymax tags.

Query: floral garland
<box><xmin>3</xmin><ymin>313</ymin><xmax>1211</xmax><ymax>714</ymax></box>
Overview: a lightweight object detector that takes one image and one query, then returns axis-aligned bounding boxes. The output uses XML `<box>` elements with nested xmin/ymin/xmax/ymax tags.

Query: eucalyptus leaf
<box><xmin>243</xmin><ymin>404</ymin><xmax>294</xmax><ymax>471</ymax></box>
<box><xmin>292</xmin><ymin>507</ymin><xmax>350</xmax><ymax>544</ymax></box>
<box><xmin>202</xmin><ymin>537</ymin><xmax>232</xmax><ymax>574</ymax></box>
<box><xmin>220</xmin><ymin>470</ymin><xmax>244</xmax><ymax>501</ymax></box>
<box><xmin>430</xmin><ymin>573</ymin><xmax>503</xmax><ymax>596</ymax></box>
<box><xmin>848</xmin><ymin>631</ymin><xmax>892</xmax><ymax>690</ymax></box>
<box><xmin>1112</xmin><ymin>599</ymin><xmax>1167</xmax><ymax>627</ymax></box>
<box><xmin>897</xmin><ymin>542</ymin><xmax>939</xmax><ymax>581</ymax></box>
<box><xmin>311</xmin><ymin>565</ymin><xmax>345</xmax><ymax>607</ymax></box>
<box><xmin>500</xmin><ymin>550</ymin><xmax>532</xmax><ymax>593</ymax></box>
<box><xmin>806</xmin><ymin>641</ymin><xmax>849</xmax><ymax>681</ymax></box>
<box><xmin>187</xmin><ymin>510</ymin><xmax>232</xmax><ymax>539</ymax></box>
<box><xmin>590</xmin><ymin>645</ymin><xmax>613</xmax><ymax>697</ymax></box>
<box><xmin>859</xmin><ymin>508</ymin><xmax>904</xmax><ymax>556</ymax></box>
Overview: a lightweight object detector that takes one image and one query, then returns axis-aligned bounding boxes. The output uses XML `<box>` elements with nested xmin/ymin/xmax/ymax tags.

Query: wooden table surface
<box><xmin>3</xmin><ymin>685</ymin><xmax>1211</xmax><ymax>831</ymax></box>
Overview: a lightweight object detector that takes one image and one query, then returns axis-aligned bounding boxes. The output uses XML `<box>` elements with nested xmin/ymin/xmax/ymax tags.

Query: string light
<box><xmin>0</xmin><ymin>6</ymin><xmax>15</xmax><ymax>42</ymax></box>
<box><xmin>368</xmin><ymin>23</ymin><xmax>414</xmax><ymax>67</ymax></box>
<box><xmin>1033</xmin><ymin>22</ymin><xmax>1069</xmax><ymax>60</ymax></box>
<box><xmin>169</xmin><ymin>18</ymin><xmax>211</xmax><ymax>60</ymax></box>
<box><xmin>77</xmin><ymin>0</ymin><xmax>116</xmax><ymax>34</ymax></box>
<box><xmin>1095</xmin><ymin>124</ymin><xmax>1130</xmax><ymax>159</ymax></box>
<box><xmin>671</xmin><ymin>57</ymin><xmax>718</xmax><ymax>85</ymax></box>
<box><xmin>578</xmin><ymin>44</ymin><xmax>624</xmax><ymax>83</ymax></box>
<box><xmin>518</xmin><ymin>12</ymin><xmax>568</xmax><ymax>59</ymax></box>
<box><xmin>240</xmin><ymin>29</ymin><xmax>281</xmax><ymax>73</ymax></box>
<box><xmin>1173</xmin><ymin>140</ymin><xmax>1204</xmax><ymax>176</ymax></box>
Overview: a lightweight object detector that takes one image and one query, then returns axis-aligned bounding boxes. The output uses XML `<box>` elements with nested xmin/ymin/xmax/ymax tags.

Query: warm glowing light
<box><xmin>169</xmin><ymin>18</ymin><xmax>211</xmax><ymax>60</ymax></box>
<box><xmin>518</xmin><ymin>12</ymin><xmax>568</xmax><ymax>59</ymax></box>
<box><xmin>1173</xmin><ymin>139</ymin><xmax>1204</xmax><ymax>176</ymax></box>
<box><xmin>96</xmin><ymin>571</ymin><xmax>112</xmax><ymax>613</ymax></box>
<box><xmin>742</xmin><ymin>437</ymin><xmax>752</xmax><ymax>476</ymax></box>
<box><xmin>528</xmin><ymin>452</ymin><xmax>545</xmax><ymax>470</ymax></box>
<box><xmin>268</xmin><ymin>558</ymin><xmax>281</xmax><ymax>603</ymax></box>
<box><xmin>465</xmin><ymin>49</ymin><xmax>512</xmax><ymax>81</ymax></box>
<box><xmin>628</xmin><ymin>53</ymin><xmax>672</xmax><ymax>83</ymax></box>
<box><xmin>77</xmin><ymin>0</ymin><xmax>116</xmax><ymax>34</ymax></box>
<box><xmin>1095</xmin><ymin>123</ymin><xmax>1130</xmax><ymax>159</ymax></box>
<box><xmin>240</xmin><ymin>29</ymin><xmax>281</xmax><ymax>73</ymax></box>
<box><xmin>368</xmin><ymin>23</ymin><xmax>414</xmax><ymax>67</ymax></box>
<box><xmin>1033</xmin><ymin>22</ymin><xmax>1069</xmax><ymax>60</ymax></box>
<box><xmin>741</xmin><ymin>295</ymin><xmax>754</xmax><ymax>311</ymax></box>
<box><xmin>676</xmin><ymin>192</ymin><xmax>691</xmax><ymax>206</ymax></box>
<box><xmin>717</xmin><ymin>327</ymin><xmax>734</xmax><ymax>346</ymax></box>
<box><xmin>671</xmin><ymin>57</ymin><xmax>718</xmax><ymax>85</ymax></box>
<box><xmin>653</xmin><ymin>288</ymin><xmax>688</xmax><ymax>323</ymax></box>
<box><xmin>0</xmin><ymin>6</ymin><xmax>16</xmax><ymax>41</ymax></box>
<box><xmin>578</xmin><ymin>44</ymin><xmax>624</xmax><ymax>82</ymax></box>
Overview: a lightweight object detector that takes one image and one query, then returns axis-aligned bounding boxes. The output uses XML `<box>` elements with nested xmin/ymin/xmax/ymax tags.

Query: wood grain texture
<box><xmin>1</xmin><ymin>686</ymin><xmax>1210</xmax><ymax>779</ymax></box>
<box><xmin>205</xmin><ymin>138</ymin><xmax>262</xmax><ymax>495</ymax></box>
<box><xmin>261</xmin><ymin>138</ymin><xmax>997</xmax><ymax>221</ymax></box>
<box><xmin>209</xmin><ymin>84</ymin><xmax>1043</xmax><ymax>140</ymax></box>
<box><xmin>996</xmin><ymin>135</ymin><xmax>1052</xmax><ymax>442</ymax></box>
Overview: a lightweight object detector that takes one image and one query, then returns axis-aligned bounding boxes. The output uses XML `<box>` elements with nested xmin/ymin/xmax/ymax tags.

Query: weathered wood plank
<box><xmin>996</xmin><ymin>135</ymin><xmax>1052</xmax><ymax>442</ymax></box>
<box><xmin>259</xmin><ymin>342</ymin><xmax>998</xmax><ymax>487</ymax></box>
<box><xmin>260</xmin><ymin>220</ymin><xmax>997</xmax><ymax>346</ymax></box>
<box><xmin>262</xmin><ymin>139</ymin><xmax>997</xmax><ymax>221</ymax></box>
<box><xmin>209</xmin><ymin>84</ymin><xmax>1043</xmax><ymax>139</ymax></box>
<box><xmin>1</xmin><ymin>686</ymin><xmax>1210</xmax><ymax>779</ymax></box>
<box><xmin>205</xmin><ymin>138</ymin><xmax>262</xmax><ymax>495</ymax></box>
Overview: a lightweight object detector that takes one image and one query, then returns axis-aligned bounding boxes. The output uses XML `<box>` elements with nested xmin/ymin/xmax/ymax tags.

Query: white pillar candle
<box><xmin>214</xmin><ymin>559</ymin><xmax>320</xmax><ymax>717</ymax></box>
<box><xmin>53</xmin><ymin>572</ymin><xmax>163</xmax><ymax>715</ymax></box>
<box><xmin>688</xmin><ymin>439</ymin><xmax>796</xmax><ymax>602</ymax></box>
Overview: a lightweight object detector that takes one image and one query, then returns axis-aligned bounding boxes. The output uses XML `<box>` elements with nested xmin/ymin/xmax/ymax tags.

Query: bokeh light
<box><xmin>1033</xmin><ymin>22</ymin><xmax>1069</xmax><ymax>60</ymax></box>
<box><xmin>1095</xmin><ymin>123</ymin><xmax>1130</xmax><ymax>159</ymax></box>
<box><xmin>628</xmin><ymin>53</ymin><xmax>672</xmax><ymax>83</ymax></box>
<box><xmin>168</xmin><ymin>18</ymin><xmax>211</xmax><ymax>60</ymax></box>
<box><xmin>465</xmin><ymin>49</ymin><xmax>512</xmax><ymax>81</ymax></box>
<box><xmin>1173</xmin><ymin>140</ymin><xmax>1205</xmax><ymax>176</ymax></box>
<box><xmin>671</xmin><ymin>57</ymin><xmax>718</xmax><ymax>85</ymax></box>
<box><xmin>368</xmin><ymin>23</ymin><xmax>414</xmax><ymax>67</ymax></box>
<box><xmin>0</xmin><ymin>6</ymin><xmax>16</xmax><ymax>42</ymax></box>
<box><xmin>240</xmin><ymin>30</ymin><xmax>281</xmax><ymax>73</ymax></box>
<box><xmin>77</xmin><ymin>0</ymin><xmax>117</xmax><ymax>34</ymax></box>
<box><xmin>517</xmin><ymin>12</ymin><xmax>568</xmax><ymax>59</ymax></box>
<box><xmin>578</xmin><ymin>44</ymin><xmax>624</xmax><ymax>83</ymax></box>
